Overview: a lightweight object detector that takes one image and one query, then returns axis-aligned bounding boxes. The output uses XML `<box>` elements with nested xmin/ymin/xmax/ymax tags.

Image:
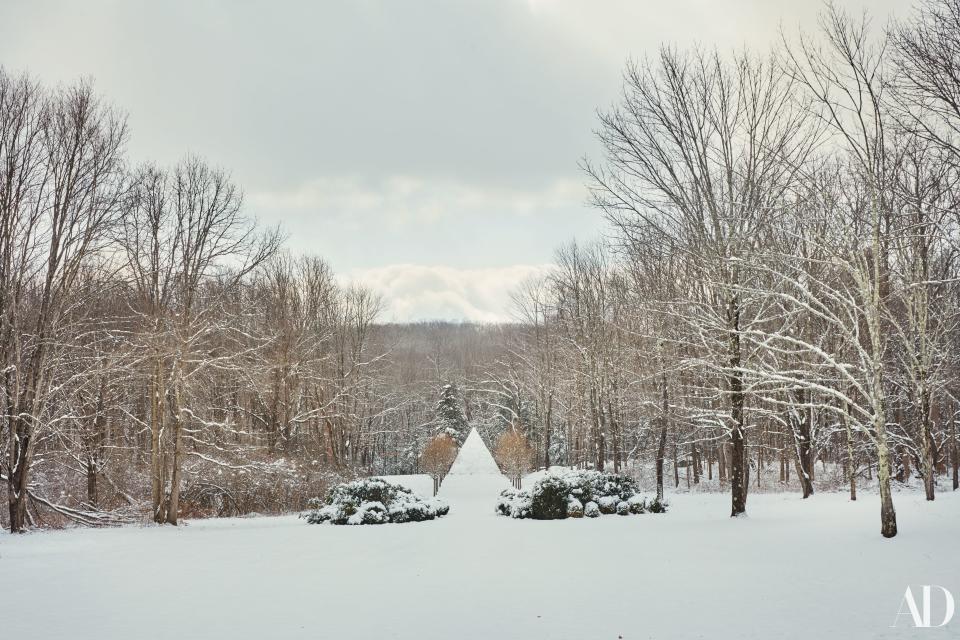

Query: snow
<box><xmin>2</xmin><ymin>453</ymin><xmax>959</xmax><ymax>639</ymax></box>
<box><xmin>446</xmin><ymin>427</ymin><xmax>503</xmax><ymax>476</ymax></box>
<box><xmin>435</xmin><ymin>428</ymin><xmax>511</xmax><ymax>517</ymax></box>
<box><xmin>376</xmin><ymin>473</ymin><xmax>434</xmax><ymax>497</ymax></box>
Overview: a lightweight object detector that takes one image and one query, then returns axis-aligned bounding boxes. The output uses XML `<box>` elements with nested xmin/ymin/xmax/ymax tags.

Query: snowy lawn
<box><xmin>2</xmin><ymin>435</ymin><xmax>957</xmax><ymax>640</ymax></box>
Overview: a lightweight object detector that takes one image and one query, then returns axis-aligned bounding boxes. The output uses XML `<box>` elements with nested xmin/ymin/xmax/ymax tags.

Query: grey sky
<box><xmin>0</xmin><ymin>0</ymin><xmax>904</xmax><ymax>321</ymax></box>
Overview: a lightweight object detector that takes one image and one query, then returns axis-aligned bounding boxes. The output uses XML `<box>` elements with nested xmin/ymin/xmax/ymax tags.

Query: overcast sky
<box><xmin>0</xmin><ymin>0</ymin><xmax>904</xmax><ymax>321</ymax></box>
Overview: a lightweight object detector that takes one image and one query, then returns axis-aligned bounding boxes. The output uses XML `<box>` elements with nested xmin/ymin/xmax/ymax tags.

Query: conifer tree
<box><xmin>434</xmin><ymin>383</ymin><xmax>469</xmax><ymax>445</ymax></box>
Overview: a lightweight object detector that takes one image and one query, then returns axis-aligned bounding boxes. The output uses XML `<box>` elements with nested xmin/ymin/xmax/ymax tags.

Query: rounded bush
<box><xmin>628</xmin><ymin>495</ymin><xmax>646</xmax><ymax>514</ymax></box>
<box><xmin>353</xmin><ymin>501</ymin><xmax>388</xmax><ymax>525</ymax></box>
<box><xmin>406</xmin><ymin>503</ymin><xmax>431</xmax><ymax>522</ymax></box>
<box><xmin>496</xmin><ymin>488</ymin><xmax>531</xmax><ymax>518</ymax></box>
<box><xmin>530</xmin><ymin>475</ymin><xmax>570</xmax><ymax>520</ymax></box>
<box><xmin>496</xmin><ymin>489</ymin><xmax>517</xmax><ymax>516</ymax></box>
<box><xmin>306</xmin><ymin>478</ymin><xmax>448</xmax><ymax>525</ymax></box>
<box><xmin>598</xmin><ymin>495</ymin><xmax>619</xmax><ymax>515</ymax></box>
<box><xmin>647</xmin><ymin>497</ymin><xmax>669</xmax><ymax>513</ymax></box>
<box><xmin>493</xmin><ymin>469</ymin><xmax>665</xmax><ymax>521</ymax></box>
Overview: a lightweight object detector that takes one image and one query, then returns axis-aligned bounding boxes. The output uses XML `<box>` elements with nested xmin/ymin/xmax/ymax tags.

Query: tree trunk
<box><xmin>543</xmin><ymin>392</ymin><xmax>553</xmax><ymax>469</ymax></box>
<box><xmin>952</xmin><ymin>408</ymin><xmax>959</xmax><ymax>491</ymax></box>
<box><xmin>779</xmin><ymin>438</ymin><xmax>786</xmax><ymax>484</ymax></box>
<box><xmin>7</xmin><ymin>423</ymin><xmax>30</xmax><ymax>533</ymax></box>
<box><xmin>656</xmin><ymin>367</ymin><xmax>669</xmax><ymax>501</ymax></box>
<box><xmin>919</xmin><ymin>386</ymin><xmax>935</xmax><ymax>501</ymax></box>
<box><xmin>7</xmin><ymin>382</ymin><xmax>39</xmax><ymax>532</ymax></box>
<box><xmin>877</xmin><ymin>436</ymin><xmax>897</xmax><ymax>538</ymax></box>
<box><xmin>9</xmin><ymin>375</ymin><xmax>42</xmax><ymax>532</ymax></box>
<box><xmin>692</xmin><ymin>444</ymin><xmax>701</xmax><ymax>484</ymax></box>
<box><xmin>875</xmin><ymin>387</ymin><xmax>897</xmax><ymax>537</ymax></box>
<box><xmin>792</xmin><ymin>390</ymin><xmax>815</xmax><ymax>499</ymax></box>
<box><xmin>718</xmin><ymin>442</ymin><xmax>728</xmax><ymax>484</ymax></box>
<box><xmin>672</xmin><ymin>439</ymin><xmax>680</xmax><ymax>488</ymax></box>
<box><xmin>591</xmin><ymin>387</ymin><xmax>605</xmax><ymax>471</ymax></box>
<box><xmin>608</xmin><ymin>399</ymin><xmax>621</xmax><ymax>473</ymax></box>
<box><xmin>729</xmin><ymin>298</ymin><xmax>747</xmax><ymax>517</ymax></box>
<box><xmin>844</xmin><ymin>402</ymin><xmax>856</xmax><ymax>501</ymax></box>
<box><xmin>86</xmin><ymin>459</ymin><xmax>99</xmax><ymax>509</ymax></box>
<box><xmin>151</xmin><ymin>351</ymin><xmax>164</xmax><ymax>523</ymax></box>
<box><xmin>165</xmin><ymin>353</ymin><xmax>186</xmax><ymax>525</ymax></box>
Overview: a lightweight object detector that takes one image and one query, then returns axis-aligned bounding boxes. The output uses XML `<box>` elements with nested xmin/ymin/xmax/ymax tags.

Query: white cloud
<box><xmin>248</xmin><ymin>175</ymin><xmax>587</xmax><ymax>229</ymax></box>
<box><xmin>344</xmin><ymin>263</ymin><xmax>554</xmax><ymax>323</ymax></box>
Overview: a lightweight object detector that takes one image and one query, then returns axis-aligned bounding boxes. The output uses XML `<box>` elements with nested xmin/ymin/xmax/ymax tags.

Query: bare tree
<box><xmin>421</xmin><ymin>433</ymin><xmax>457</xmax><ymax>495</ymax></box>
<box><xmin>494</xmin><ymin>424</ymin><xmax>534</xmax><ymax>489</ymax></box>
<box><xmin>782</xmin><ymin>4</ymin><xmax>907</xmax><ymax>537</ymax></box>
<box><xmin>120</xmin><ymin>157</ymin><xmax>279</xmax><ymax>524</ymax></box>
<box><xmin>586</xmin><ymin>46</ymin><xmax>814</xmax><ymax>516</ymax></box>
<box><xmin>892</xmin><ymin>0</ymin><xmax>960</xmax><ymax>160</ymax></box>
<box><xmin>1</xmin><ymin>73</ymin><xmax>126</xmax><ymax>532</ymax></box>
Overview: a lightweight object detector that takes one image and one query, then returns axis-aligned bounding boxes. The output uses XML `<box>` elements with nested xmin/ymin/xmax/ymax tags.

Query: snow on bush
<box><xmin>529</xmin><ymin>474</ymin><xmax>570</xmax><ymax>519</ymax></box>
<box><xmin>496</xmin><ymin>487</ymin><xmax>532</xmax><ymax>519</ymax></box>
<box><xmin>495</xmin><ymin>469</ymin><xmax>668</xmax><ymax>520</ymax></box>
<box><xmin>647</xmin><ymin>497</ymin><xmax>668</xmax><ymax>513</ymax></box>
<box><xmin>597</xmin><ymin>495</ymin><xmax>619</xmax><ymax>514</ymax></box>
<box><xmin>627</xmin><ymin>494</ymin><xmax>646</xmax><ymax>514</ymax></box>
<box><xmin>305</xmin><ymin>478</ymin><xmax>449</xmax><ymax>525</ymax></box>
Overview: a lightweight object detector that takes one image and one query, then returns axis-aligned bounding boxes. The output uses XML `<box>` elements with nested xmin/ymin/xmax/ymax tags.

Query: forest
<box><xmin>3</xmin><ymin>0</ymin><xmax>960</xmax><ymax>541</ymax></box>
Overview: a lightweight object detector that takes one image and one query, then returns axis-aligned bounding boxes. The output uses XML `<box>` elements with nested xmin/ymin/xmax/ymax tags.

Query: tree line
<box><xmin>504</xmin><ymin>0</ymin><xmax>960</xmax><ymax>538</ymax></box>
<box><xmin>0</xmin><ymin>68</ymin><xmax>517</xmax><ymax>531</ymax></box>
<box><xmin>4</xmin><ymin>1</ymin><xmax>960</xmax><ymax>538</ymax></box>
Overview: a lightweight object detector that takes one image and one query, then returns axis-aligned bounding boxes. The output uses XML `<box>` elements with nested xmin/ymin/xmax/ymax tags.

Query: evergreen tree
<box><xmin>435</xmin><ymin>383</ymin><xmax>468</xmax><ymax>445</ymax></box>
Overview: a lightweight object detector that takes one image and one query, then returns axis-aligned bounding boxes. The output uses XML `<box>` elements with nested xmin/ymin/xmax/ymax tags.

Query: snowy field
<box><xmin>2</xmin><ymin>432</ymin><xmax>958</xmax><ymax>640</ymax></box>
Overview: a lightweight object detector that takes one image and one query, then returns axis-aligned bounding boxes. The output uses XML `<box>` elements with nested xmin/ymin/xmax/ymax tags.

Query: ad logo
<box><xmin>892</xmin><ymin>586</ymin><xmax>955</xmax><ymax>628</ymax></box>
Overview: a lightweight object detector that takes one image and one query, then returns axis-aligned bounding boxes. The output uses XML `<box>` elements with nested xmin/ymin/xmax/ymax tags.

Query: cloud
<box><xmin>343</xmin><ymin>263</ymin><xmax>554</xmax><ymax>323</ymax></box>
<box><xmin>245</xmin><ymin>175</ymin><xmax>603</xmax><ymax>283</ymax></box>
<box><xmin>248</xmin><ymin>175</ymin><xmax>587</xmax><ymax>230</ymax></box>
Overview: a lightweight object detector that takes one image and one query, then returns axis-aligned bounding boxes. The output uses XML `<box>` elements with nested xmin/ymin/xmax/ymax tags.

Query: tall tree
<box><xmin>1</xmin><ymin>74</ymin><xmax>126</xmax><ymax>532</ymax></box>
<box><xmin>120</xmin><ymin>157</ymin><xmax>278</xmax><ymax>524</ymax></box>
<box><xmin>586</xmin><ymin>47</ymin><xmax>813</xmax><ymax>516</ymax></box>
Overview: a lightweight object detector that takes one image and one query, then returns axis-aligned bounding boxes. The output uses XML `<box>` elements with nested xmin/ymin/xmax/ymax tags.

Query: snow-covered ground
<box><xmin>2</xmin><ymin>430</ymin><xmax>958</xmax><ymax>639</ymax></box>
<box><xmin>376</xmin><ymin>473</ymin><xmax>434</xmax><ymax>497</ymax></box>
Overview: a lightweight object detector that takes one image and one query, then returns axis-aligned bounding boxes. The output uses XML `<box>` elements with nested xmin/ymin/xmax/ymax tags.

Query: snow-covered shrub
<box><xmin>530</xmin><ymin>474</ymin><xmax>570</xmax><ymax>519</ymax></box>
<box><xmin>647</xmin><ymin>497</ymin><xmax>669</xmax><ymax>513</ymax></box>
<box><xmin>597</xmin><ymin>495</ymin><xmax>619</xmax><ymax>514</ymax></box>
<box><xmin>348</xmin><ymin>501</ymin><xmax>388</xmax><ymax>525</ymax></box>
<box><xmin>495</xmin><ymin>489</ymin><xmax>516</xmax><ymax>516</ymax></box>
<box><xmin>495</xmin><ymin>469</ymin><xmax>665</xmax><ymax>520</ymax></box>
<box><xmin>627</xmin><ymin>494</ymin><xmax>646</xmax><ymax>514</ymax></box>
<box><xmin>305</xmin><ymin>478</ymin><xmax>448</xmax><ymax>525</ymax></box>
<box><xmin>496</xmin><ymin>488</ymin><xmax>532</xmax><ymax>518</ymax></box>
<box><xmin>565</xmin><ymin>471</ymin><xmax>641</xmax><ymax>506</ymax></box>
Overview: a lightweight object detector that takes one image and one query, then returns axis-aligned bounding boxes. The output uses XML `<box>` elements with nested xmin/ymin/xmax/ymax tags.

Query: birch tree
<box><xmin>781</xmin><ymin>4</ymin><xmax>910</xmax><ymax>537</ymax></box>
